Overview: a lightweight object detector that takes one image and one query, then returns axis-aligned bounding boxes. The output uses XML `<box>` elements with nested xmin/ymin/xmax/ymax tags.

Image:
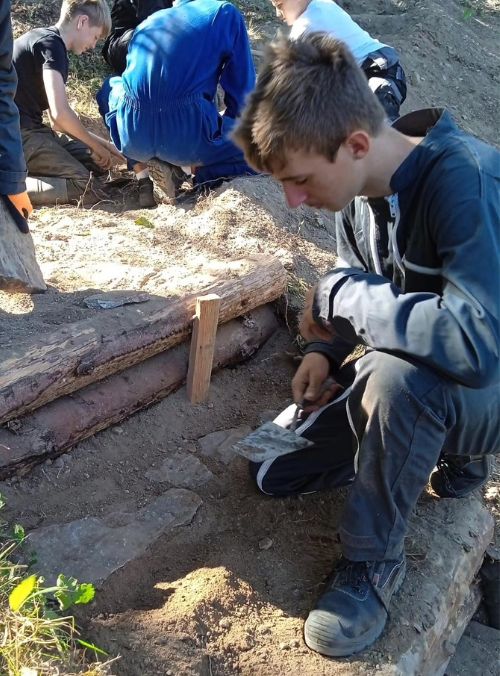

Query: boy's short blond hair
<box><xmin>233</xmin><ymin>33</ymin><xmax>386</xmax><ymax>172</ymax></box>
<box><xmin>60</xmin><ymin>0</ymin><xmax>112</xmax><ymax>37</ymax></box>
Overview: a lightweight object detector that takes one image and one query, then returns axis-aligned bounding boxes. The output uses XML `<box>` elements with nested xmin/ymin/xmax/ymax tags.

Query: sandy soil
<box><xmin>2</xmin><ymin>0</ymin><xmax>500</xmax><ymax>674</ymax></box>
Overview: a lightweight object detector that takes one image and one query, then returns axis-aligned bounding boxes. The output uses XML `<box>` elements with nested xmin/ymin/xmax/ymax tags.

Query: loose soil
<box><xmin>2</xmin><ymin>0</ymin><xmax>499</xmax><ymax>674</ymax></box>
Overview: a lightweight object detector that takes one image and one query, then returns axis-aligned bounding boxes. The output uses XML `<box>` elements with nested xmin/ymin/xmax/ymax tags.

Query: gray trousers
<box><xmin>21</xmin><ymin>126</ymin><xmax>102</xmax><ymax>205</ymax></box>
<box><xmin>251</xmin><ymin>351</ymin><xmax>499</xmax><ymax>561</ymax></box>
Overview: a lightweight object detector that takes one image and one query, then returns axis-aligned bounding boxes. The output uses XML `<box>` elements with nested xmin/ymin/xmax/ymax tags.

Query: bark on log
<box><xmin>0</xmin><ymin>305</ymin><xmax>279</xmax><ymax>478</ymax></box>
<box><xmin>0</xmin><ymin>255</ymin><xmax>286</xmax><ymax>424</ymax></box>
<box><xmin>0</xmin><ymin>198</ymin><xmax>46</xmax><ymax>292</ymax></box>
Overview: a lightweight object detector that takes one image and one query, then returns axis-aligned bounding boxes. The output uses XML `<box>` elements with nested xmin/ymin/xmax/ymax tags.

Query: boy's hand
<box><xmin>2</xmin><ymin>191</ymin><xmax>33</xmax><ymax>233</ymax></box>
<box><xmin>90</xmin><ymin>144</ymin><xmax>114</xmax><ymax>171</ymax></box>
<box><xmin>100</xmin><ymin>139</ymin><xmax>126</xmax><ymax>164</ymax></box>
<box><xmin>299</xmin><ymin>286</ymin><xmax>334</xmax><ymax>342</ymax></box>
<box><xmin>292</xmin><ymin>352</ymin><xmax>342</xmax><ymax>411</ymax></box>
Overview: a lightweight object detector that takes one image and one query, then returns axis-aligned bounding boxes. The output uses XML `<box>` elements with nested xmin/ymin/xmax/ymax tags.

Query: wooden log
<box><xmin>187</xmin><ymin>294</ymin><xmax>221</xmax><ymax>404</ymax></box>
<box><xmin>0</xmin><ymin>197</ymin><xmax>46</xmax><ymax>293</ymax></box>
<box><xmin>0</xmin><ymin>255</ymin><xmax>286</xmax><ymax>424</ymax></box>
<box><xmin>0</xmin><ymin>305</ymin><xmax>279</xmax><ymax>478</ymax></box>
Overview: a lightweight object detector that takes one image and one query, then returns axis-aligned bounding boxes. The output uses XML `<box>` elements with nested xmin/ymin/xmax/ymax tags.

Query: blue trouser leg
<box><xmin>340</xmin><ymin>351</ymin><xmax>499</xmax><ymax>561</ymax></box>
<box><xmin>96</xmin><ymin>77</ymin><xmax>139</xmax><ymax>170</ymax></box>
<box><xmin>252</xmin><ymin>350</ymin><xmax>499</xmax><ymax>562</ymax></box>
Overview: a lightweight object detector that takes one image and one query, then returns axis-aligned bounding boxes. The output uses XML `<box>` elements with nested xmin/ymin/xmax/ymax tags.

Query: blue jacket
<box><xmin>103</xmin><ymin>0</ymin><xmax>255</xmax><ymax>167</ymax></box>
<box><xmin>309</xmin><ymin>109</ymin><xmax>500</xmax><ymax>389</ymax></box>
<box><xmin>0</xmin><ymin>0</ymin><xmax>27</xmax><ymax>195</ymax></box>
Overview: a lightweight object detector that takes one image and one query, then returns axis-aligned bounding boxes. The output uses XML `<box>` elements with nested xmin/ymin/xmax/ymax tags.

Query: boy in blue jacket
<box><xmin>233</xmin><ymin>34</ymin><xmax>499</xmax><ymax>657</ymax></box>
<box><xmin>97</xmin><ymin>0</ymin><xmax>256</xmax><ymax>193</ymax></box>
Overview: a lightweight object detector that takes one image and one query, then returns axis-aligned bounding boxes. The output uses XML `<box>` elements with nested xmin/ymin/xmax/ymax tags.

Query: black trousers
<box><xmin>362</xmin><ymin>47</ymin><xmax>407</xmax><ymax>122</ymax></box>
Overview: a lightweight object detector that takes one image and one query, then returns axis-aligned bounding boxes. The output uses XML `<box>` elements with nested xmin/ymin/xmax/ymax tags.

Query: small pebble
<box><xmin>219</xmin><ymin>617</ymin><xmax>232</xmax><ymax>629</ymax></box>
<box><xmin>259</xmin><ymin>537</ymin><xmax>273</xmax><ymax>550</ymax></box>
<box><xmin>279</xmin><ymin>642</ymin><xmax>289</xmax><ymax>651</ymax></box>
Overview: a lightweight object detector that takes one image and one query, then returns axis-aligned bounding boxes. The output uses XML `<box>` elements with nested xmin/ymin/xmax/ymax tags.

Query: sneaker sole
<box><xmin>304</xmin><ymin>559</ymin><xmax>406</xmax><ymax>657</ymax></box>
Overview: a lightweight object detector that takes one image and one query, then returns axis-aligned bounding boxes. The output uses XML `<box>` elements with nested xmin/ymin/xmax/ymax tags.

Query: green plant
<box><xmin>0</xmin><ymin>493</ymin><xmax>114</xmax><ymax>676</ymax></box>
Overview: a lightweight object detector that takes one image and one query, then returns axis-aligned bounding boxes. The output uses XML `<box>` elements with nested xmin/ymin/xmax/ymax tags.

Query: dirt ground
<box><xmin>2</xmin><ymin>0</ymin><xmax>500</xmax><ymax>674</ymax></box>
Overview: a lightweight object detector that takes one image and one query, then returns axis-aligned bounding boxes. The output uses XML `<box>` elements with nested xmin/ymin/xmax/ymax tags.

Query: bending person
<box><xmin>97</xmin><ymin>0</ymin><xmax>256</xmax><ymax>192</ymax></box>
<box><xmin>272</xmin><ymin>0</ymin><xmax>407</xmax><ymax>120</ymax></box>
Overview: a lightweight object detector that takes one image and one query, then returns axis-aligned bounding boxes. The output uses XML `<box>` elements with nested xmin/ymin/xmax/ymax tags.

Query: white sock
<box><xmin>135</xmin><ymin>169</ymin><xmax>150</xmax><ymax>181</ymax></box>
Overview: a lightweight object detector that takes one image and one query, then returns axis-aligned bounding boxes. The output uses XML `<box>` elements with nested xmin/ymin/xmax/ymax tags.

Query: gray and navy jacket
<box><xmin>0</xmin><ymin>0</ymin><xmax>27</xmax><ymax>195</ymax></box>
<box><xmin>308</xmin><ymin>108</ymin><xmax>499</xmax><ymax>389</ymax></box>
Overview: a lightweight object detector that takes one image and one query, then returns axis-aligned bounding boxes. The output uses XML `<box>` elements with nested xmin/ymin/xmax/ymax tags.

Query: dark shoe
<box><xmin>138</xmin><ymin>177</ymin><xmax>156</xmax><ymax>208</ymax></box>
<box><xmin>304</xmin><ymin>555</ymin><xmax>406</xmax><ymax>656</ymax></box>
<box><xmin>430</xmin><ymin>455</ymin><xmax>491</xmax><ymax>498</ymax></box>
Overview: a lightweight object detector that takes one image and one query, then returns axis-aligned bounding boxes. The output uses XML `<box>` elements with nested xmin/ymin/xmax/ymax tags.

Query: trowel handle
<box><xmin>289</xmin><ymin>402</ymin><xmax>304</xmax><ymax>432</ymax></box>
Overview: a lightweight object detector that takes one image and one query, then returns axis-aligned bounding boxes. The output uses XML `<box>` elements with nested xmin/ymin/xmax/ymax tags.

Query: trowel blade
<box><xmin>233</xmin><ymin>421</ymin><xmax>314</xmax><ymax>462</ymax></box>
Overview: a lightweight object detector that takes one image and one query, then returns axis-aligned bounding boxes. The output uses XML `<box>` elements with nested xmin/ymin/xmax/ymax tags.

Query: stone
<box><xmin>27</xmin><ymin>488</ymin><xmax>202</xmax><ymax>586</ymax></box>
<box><xmin>258</xmin><ymin>537</ymin><xmax>273</xmax><ymax>551</ymax></box>
<box><xmin>446</xmin><ymin>620</ymin><xmax>500</xmax><ymax>676</ymax></box>
<box><xmin>145</xmin><ymin>451</ymin><xmax>214</xmax><ymax>488</ymax></box>
<box><xmin>198</xmin><ymin>426</ymin><xmax>252</xmax><ymax>464</ymax></box>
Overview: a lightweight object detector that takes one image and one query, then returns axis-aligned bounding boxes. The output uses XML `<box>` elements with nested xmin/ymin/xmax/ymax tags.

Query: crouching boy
<box><xmin>233</xmin><ymin>34</ymin><xmax>499</xmax><ymax>657</ymax></box>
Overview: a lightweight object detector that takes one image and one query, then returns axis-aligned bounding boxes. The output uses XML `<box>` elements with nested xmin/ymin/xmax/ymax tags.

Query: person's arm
<box><xmin>218</xmin><ymin>5</ymin><xmax>256</xmax><ymax>120</ymax></box>
<box><xmin>310</xmin><ymin>164</ymin><xmax>499</xmax><ymax>388</ymax></box>
<box><xmin>0</xmin><ymin>0</ymin><xmax>28</xmax><ymax>196</ymax></box>
<box><xmin>43</xmin><ymin>69</ymin><xmax>122</xmax><ymax>169</ymax></box>
<box><xmin>0</xmin><ymin>0</ymin><xmax>32</xmax><ymax>230</ymax></box>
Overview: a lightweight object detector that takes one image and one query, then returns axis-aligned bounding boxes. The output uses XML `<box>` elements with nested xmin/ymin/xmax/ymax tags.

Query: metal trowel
<box><xmin>233</xmin><ymin>403</ymin><xmax>314</xmax><ymax>463</ymax></box>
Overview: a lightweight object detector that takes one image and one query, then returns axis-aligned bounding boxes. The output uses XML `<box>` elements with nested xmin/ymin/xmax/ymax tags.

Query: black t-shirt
<box><xmin>13</xmin><ymin>26</ymin><xmax>69</xmax><ymax>129</ymax></box>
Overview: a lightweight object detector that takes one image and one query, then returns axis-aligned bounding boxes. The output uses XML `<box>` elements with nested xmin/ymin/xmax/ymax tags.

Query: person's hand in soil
<box><xmin>90</xmin><ymin>144</ymin><xmax>114</xmax><ymax>171</ymax></box>
<box><xmin>292</xmin><ymin>352</ymin><xmax>342</xmax><ymax>412</ymax></box>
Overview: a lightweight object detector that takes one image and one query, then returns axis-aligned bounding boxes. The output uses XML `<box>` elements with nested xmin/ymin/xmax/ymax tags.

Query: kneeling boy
<box><xmin>13</xmin><ymin>0</ymin><xmax>123</xmax><ymax>206</ymax></box>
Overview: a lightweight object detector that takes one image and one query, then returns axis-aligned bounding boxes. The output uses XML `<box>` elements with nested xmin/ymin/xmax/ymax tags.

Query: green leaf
<box><xmin>76</xmin><ymin>638</ymin><xmax>108</xmax><ymax>656</ymax></box>
<box><xmin>134</xmin><ymin>216</ymin><xmax>154</xmax><ymax>228</ymax></box>
<box><xmin>0</xmin><ymin>492</ymin><xmax>5</xmax><ymax>510</ymax></box>
<box><xmin>13</xmin><ymin>523</ymin><xmax>25</xmax><ymax>543</ymax></box>
<box><xmin>9</xmin><ymin>574</ymin><xmax>37</xmax><ymax>611</ymax></box>
<box><xmin>462</xmin><ymin>7</ymin><xmax>474</xmax><ymax>19</ymax></box>
<box><xmin>55</xmin><ymin>574</ymin><xmax>95</xmax><ymax>611</ymax></box>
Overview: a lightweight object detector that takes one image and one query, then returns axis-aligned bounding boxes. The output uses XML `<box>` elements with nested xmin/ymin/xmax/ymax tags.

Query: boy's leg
<box><xmin>361</xmin><ymin>48</ymin><xmax>407</xmax><ymax>122</ymax></box>
<box><xmin>249</xmin><ymin>364</ymin><xmax>357</xmax><ymax>497</ymax></box>
<box><xmin>304</xmin><ymin>350</ymin><xmax>499</xmax><ymax>656</ymax></box>
<box><xmin>21</xmin><ymin>127</ymin><xmax>95</xmax><ymax>205</ymax></box>
<box><xmin>56</xmin><ymin>134</ymin><xmax>106</xmax><ymax>176</ymax></box>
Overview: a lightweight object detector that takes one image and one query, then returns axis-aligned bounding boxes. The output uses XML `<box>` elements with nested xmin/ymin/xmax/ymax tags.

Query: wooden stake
<box><xmin>187</xmin><ymin>294</ymin><xmax>221</xmax><ymax>403</ymax></box>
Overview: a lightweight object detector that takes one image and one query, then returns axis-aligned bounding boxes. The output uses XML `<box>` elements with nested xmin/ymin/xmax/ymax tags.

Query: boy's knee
<box><xmin>355</xmin><ymin>351</ymin><xmax>446</xmax><ymax>409</ymax></box>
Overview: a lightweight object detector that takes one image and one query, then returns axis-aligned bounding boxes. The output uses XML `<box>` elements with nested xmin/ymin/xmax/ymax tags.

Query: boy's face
<box><xmin>272</xmin><ymin>144</ymin><xmax>366</xmax><ymax>212</ymax></box>
<box><xmin>71</xmin><ymin>15</ymin><xmax>103</xmax><ymax>54</ymax></box>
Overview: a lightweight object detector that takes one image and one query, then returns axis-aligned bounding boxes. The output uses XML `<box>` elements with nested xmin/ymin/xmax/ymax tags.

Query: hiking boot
<box><xmin>430</xmin><ymin>454</ymin><xmax>492</xmax><ymax>498</ymax></box>
<box><xmin>138</xmin><ymin>177</ymin><xmax>156</xmax><ymax>208</ymax></box>
<box><xmin>304</xmin><ymin>555</ymin><xmax>406</xmax><ymax>657</ymax></box>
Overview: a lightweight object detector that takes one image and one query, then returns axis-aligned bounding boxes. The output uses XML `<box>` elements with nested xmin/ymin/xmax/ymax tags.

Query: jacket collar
<box><xmin>390</xmin><ymin>108</ymin><xmax>458</xmax><ymax>193</ymax></box>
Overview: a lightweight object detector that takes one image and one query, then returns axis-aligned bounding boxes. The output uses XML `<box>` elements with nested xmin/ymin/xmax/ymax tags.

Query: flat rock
<box><xmin>446</xmin><ymin>620</ymin><xmax>500</xmax><ymax>676</ymax></box>
<box><xmin>198</xmin><ymin>425</ymin><xmax>252</xmax><ymax>464</ymax></box>
<box><xmin>27</xmin><ymin>488</ymin><xmax>201</xmax><ymax>586</ymax></box>
<box><xmin>145</xmin><ymin>450</ymin><xmax>214</xmax><ymax>488</ymax></box>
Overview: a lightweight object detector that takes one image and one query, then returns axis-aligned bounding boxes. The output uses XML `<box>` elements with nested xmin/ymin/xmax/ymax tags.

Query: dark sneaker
<box><xmin>304</xmin><ymin>555</ymin><xmax>406</xmax><ymax>657</ymax></box>
<box><xmin>430</xmin><ymin>455</ymin><xmax>491</xmax><ymax>498</ymax></box>
<box><xmin>138</xmin><ymin>177</ymin><xmax>156</xmax><ymax>208</ymax></box>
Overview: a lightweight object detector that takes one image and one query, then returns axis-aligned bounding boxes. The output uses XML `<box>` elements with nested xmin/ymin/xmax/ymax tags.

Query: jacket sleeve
<box><xmin>218</xmin><ymin>4</ymin><xmax>255</xmax><ymax>120</ymax></box>
<box><xmin>0</xmin><ymin>1</ymin><xmax>27</xmax><ymax>195</ymax></box>
<box><xmin>313</xmin><ymin>162</ymin><xmax>500</xmax><ymax>388</ymax></box>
